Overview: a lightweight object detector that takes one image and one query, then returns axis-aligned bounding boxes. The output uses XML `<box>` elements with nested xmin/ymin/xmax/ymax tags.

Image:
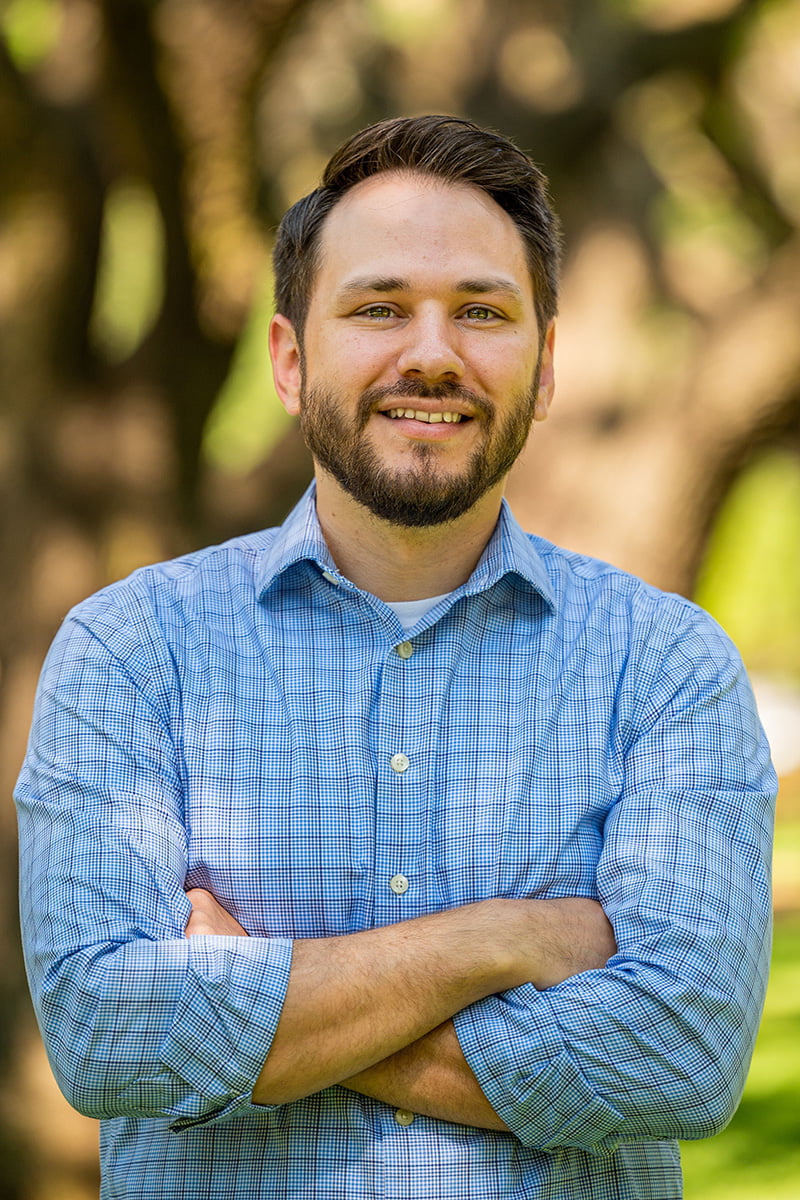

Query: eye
<box><xmin>462</xmin><ymin>305</ymin><xmax>502</xmax><ymax>322</ymax></box>
<box><xmin>357</xmin><ymin>304</ymin><xmax>397</xmax><ymax>320</ymax></box>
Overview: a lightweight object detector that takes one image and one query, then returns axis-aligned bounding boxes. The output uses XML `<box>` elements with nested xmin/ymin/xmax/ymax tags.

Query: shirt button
<box><xmin>394</xmin><ymin>1108</ymin><xmax>415</xmax><ymax>1126</ymax></box>
<box><xmin>390</xmin><ymin>752</ymin><xmax>409</xmax><ymax>774</ymax></box>
<box><xmin>321</xmin><ymin>570</ymin><xmax>338</xmax><ymax>585</ymax></box>
<box><xmin>396</xmin><ymin>641</ymin><xmax>413</xmax><ymax>659</ymax></box>
<box><xmin>389</xmin><ymin>874</ymin><xmax>409</xmax><ymax>895</ymax></box>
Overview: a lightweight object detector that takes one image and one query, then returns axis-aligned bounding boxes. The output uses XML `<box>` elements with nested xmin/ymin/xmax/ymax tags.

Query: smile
<box><xmin>386</xmin><ymin>409</ymin><xmax>465</xmax><ymax>423</ymax></box>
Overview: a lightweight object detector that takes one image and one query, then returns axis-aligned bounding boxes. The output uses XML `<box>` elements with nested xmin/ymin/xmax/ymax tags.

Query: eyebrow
<box><xmin>336</xmin><ymin>276</ymin><xmax>525</xmax><ymax>301</ymax></box>
<box><xmin>336</xmin><ymin>277</ymin><xmax>408</xmax><ymax>298</ymax></box>
<box><xmin>456</xmin><ymin>278</ymin><xmax>525</xmax><ymax>302</ymax></box>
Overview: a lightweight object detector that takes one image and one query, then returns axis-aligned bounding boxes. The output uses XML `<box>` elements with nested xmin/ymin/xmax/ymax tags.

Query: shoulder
<box><xmin>78</xmin><ymin>528</ymin><xmax>275</xmax><ymax>612</ymax></box>
<box><xmin>522</xmin><ymin>533</ymin><xmax>744</xmax><ymax>685</ymax></box>
<box><xmin>51</xmin><ymin>528</ymin><xmax>280</xmax><ymax>673</ymax></box>
<box><xmin>528</xmin><ymin>534</ymin><xmax>705</xmax><ymax>626</ymax></box>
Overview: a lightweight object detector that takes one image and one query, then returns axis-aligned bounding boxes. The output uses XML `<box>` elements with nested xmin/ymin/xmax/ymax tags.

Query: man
<box><xmin>17</xmin><ymin>115</ymin><xmax>775</xmax><ymax>1198</ymax></box>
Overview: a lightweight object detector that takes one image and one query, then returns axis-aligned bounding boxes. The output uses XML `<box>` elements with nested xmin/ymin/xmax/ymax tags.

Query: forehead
<box><xmin>313</xmin><ymin>171</ymin><xmax>533</xmax><ymax>302</ymax></box>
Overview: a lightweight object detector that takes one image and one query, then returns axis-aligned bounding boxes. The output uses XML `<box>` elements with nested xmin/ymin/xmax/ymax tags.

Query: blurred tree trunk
<box><xmin>507</xmin><ymin>236</ymin><xmax>800</xmax><ymax>595</ymax></box>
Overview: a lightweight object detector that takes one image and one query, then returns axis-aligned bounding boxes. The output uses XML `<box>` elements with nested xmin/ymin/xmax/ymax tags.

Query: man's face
<box><xmin>275</xmin><ymin>171</ymin><xmax>554</xmax><ymax>526</ymax></box>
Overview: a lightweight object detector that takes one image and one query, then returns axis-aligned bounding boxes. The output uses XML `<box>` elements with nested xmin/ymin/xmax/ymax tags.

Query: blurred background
<box><xmin>1</xmin><ymin>0</ymin><xmax>798</xmax><ymax>1195</ymax></box>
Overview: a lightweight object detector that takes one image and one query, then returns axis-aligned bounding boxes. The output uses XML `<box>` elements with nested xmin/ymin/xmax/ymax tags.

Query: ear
<box><xmin>533</xmin><ymin>320</ymin><xmax>556</xmax><ymax>423</ymax></box>
<box><xmin>269</xmin><ymin>314</ymin><xmax>302</xmax><ymax>416</ymax></box>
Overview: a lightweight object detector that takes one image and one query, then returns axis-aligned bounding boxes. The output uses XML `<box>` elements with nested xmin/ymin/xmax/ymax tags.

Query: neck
<box><xmin>313</xmin><ymin>471</ymin><xmax>504</xmax><ymax>601</ymax></box>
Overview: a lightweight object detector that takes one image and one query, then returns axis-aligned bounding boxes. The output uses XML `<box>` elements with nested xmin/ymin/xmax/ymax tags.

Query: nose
<box><xmin>396</xmin><ymin>309</ymin><xmax>465</xmax><ymax>382</ymax></box>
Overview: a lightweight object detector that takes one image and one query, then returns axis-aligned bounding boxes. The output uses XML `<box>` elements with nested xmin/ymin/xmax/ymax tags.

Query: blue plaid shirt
<box><xmin>16</xmin><ymin>487</ymin><xmax>775</xmax><ymax>1199</ymax></box>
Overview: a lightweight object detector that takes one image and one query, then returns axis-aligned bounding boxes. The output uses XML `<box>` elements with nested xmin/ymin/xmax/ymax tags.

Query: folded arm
<box><xmin>16</xmin><ymin>611</ymin><xmax>296</xmax><ymax>1128</ymax></box>
<box><xmin>248</xmin><ymin>616</ymin><xmax>774</xmax><ymax>1146</ymax></box>
<box><xmin>186</xmin><ymin>887</ymin><xmax>616</xmax><ymax>1108</ymax></box>
<box><xmin>17</xmin><ymin>605</ymin><xmax>615</xmax><ymax>1130</ymax></box>
<box><xmin>447</xmin><ymin>619</ymin><xmax>776</xmax><ymax>1151</ymax></box>
<box><xmin>343</xmin><ymin>1021</ymin><xmax>508</xmax><ymax>1130</ymax></box>
<box><xmin>18</xmin><ymin>595</ymin><xmax>775</xmax><ymax>1150</ymax></box>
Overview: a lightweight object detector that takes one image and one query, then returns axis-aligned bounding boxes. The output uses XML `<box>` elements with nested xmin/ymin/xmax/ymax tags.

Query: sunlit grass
<box><xmin>681</xmin><ymin>902</ymin><xmax>800</xmax><ymax>1198</ymax></box>
<box><xmin>773</xmin><ymin>820</ymin><xmax>800</xmax><ymax>907</ymax></box>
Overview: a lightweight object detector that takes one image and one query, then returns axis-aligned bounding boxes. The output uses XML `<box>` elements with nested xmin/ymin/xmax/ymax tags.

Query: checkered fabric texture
<box><xmin>16</xmin><ymin>487</ymin><xmax>776</xmax><ymax>1199</ymax></box>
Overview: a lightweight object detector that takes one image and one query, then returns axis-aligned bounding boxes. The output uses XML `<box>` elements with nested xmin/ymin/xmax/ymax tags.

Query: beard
<box><xmin>298</xmin><ymin>375</ymin><xmax>539</xmax><ymax>528</ymax></box>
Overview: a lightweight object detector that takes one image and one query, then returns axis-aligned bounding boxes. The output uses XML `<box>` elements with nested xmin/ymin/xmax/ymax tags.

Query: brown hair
<box><xmin>273</xmin><ymin>114</ymin><xmax>561</xmax><ymax>341</ymax></box>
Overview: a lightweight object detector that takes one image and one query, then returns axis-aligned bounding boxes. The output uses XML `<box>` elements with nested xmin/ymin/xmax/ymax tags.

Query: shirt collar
<box><xmin>256</xmin><ymin>483</ymin><xmax>337</xmax><ymax>598</ymax></box>
<box><xmin>256</xmin><ymin>482</ymin><xmax>556</xmax><ymax>612</ymax></box>
<box><xmin>466</xmin><ymin>499</ymin><xmax>556</xmax><ymax>611</ymax></box>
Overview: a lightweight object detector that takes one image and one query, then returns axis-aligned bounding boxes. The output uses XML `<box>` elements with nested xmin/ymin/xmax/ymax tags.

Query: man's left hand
<box><xmin>185</xmin><ymin>888</ymin><xmax>249</xmax><ymax>937</ymax></box>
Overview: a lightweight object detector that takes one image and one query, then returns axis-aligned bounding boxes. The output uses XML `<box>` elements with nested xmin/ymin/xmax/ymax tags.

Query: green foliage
<box><xmin>0</xmin><ymin>0</ymin><xmax>59</xmax><ymax>69</ymax></box>
<box><xmin>90</xmin><ymin>180</ymin><xmax>165</xmax><ymax>363</ymax></box>
<box><xmin>773</xmin><ymin>819</ymin><xmax>800</xmax><ymax>895</ymax></box>
<box><xmin>202</xmin><ymin>272</ymin><xmax>292</xmax><ymax>473</ymax></box>
<box><xmin>695</xmin><ymin>449</ymin><xmax>800</xmax><ymax>678</ymax></box>
<box><xmin>682</xmin><ymin>908</ymin><xmax>800</xmax><ymax>1198</ymax></box>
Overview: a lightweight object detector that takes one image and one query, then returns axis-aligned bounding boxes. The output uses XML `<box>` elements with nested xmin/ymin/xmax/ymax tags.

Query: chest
<box><xmin>177</xmin><ymin>611</ymin><xmax>624</xmax><ymax>935</ymax></box>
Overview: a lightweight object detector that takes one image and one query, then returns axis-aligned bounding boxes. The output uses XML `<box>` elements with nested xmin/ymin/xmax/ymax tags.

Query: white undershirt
<box><xmin>384</xmin><ymin>592</ymin><xmax>453</xmax><ymax>633</ymax></box>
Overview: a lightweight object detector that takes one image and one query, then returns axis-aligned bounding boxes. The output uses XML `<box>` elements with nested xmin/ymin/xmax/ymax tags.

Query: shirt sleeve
<box><xmin>453</xmin><ymin>605</ymin><xmax>776</xmax><ymax>1153</ymax></box>
<box><xmin>15</xmin><ymin>600</ymin><xmax>293</xmax><ymax>1129</ymax></box>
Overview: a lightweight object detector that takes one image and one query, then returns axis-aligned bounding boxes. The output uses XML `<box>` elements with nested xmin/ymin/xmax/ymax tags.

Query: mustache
<box><xmin>359</xmin><ymin>379</ymin><xmax>493</xmax><ymax>425</ymax></box>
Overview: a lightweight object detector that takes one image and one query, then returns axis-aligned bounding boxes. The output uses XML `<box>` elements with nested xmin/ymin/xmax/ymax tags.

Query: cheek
<box><xmin>473</xmin><ymin>346</ymin><xmax>537</xmax><ymax>394</ymax></box>
<box><xmin>314</xmin><ymin>327</ymin><xmax>392</xmax><ymax>369</ymax></box>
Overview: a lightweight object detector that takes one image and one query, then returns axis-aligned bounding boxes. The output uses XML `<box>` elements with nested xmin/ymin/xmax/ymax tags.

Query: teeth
<box><xmin>387</xmin><ymin>409</ymin><xmax>463</xmax><ymax>423</ymax></box>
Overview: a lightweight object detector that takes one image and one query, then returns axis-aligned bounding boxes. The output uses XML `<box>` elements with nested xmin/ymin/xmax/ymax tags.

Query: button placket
<box><xmin>374</xmin><ymin>630</ymin><xmax>425</xmax><ymax>925</ymax></box>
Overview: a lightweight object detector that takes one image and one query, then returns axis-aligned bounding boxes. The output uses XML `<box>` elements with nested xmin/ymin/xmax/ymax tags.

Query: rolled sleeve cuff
<box><xmin>157</xmin><ymin>935</ymin><xmax>293</xmax><ymax>1131</ymax></box>
<box><xmin>453</xmin><ymin>984</ymin><xmax>624</xmax><ymax>1152</ymax></box>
